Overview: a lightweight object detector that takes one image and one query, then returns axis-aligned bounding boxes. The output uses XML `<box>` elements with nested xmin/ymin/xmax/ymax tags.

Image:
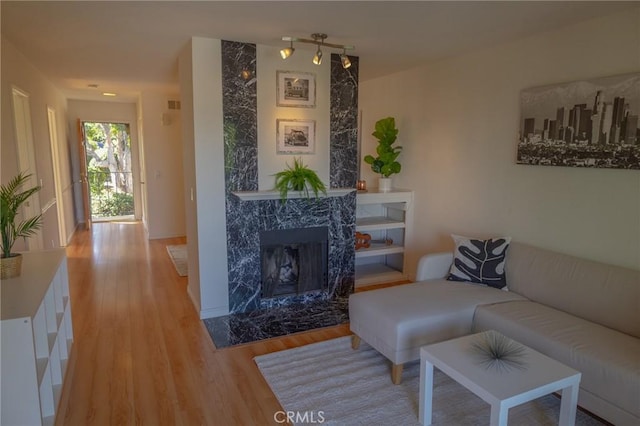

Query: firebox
<box><xmin>259</xmin><ymin>226</ymin><xmax>328</xmax><ymax>299</ymax></box>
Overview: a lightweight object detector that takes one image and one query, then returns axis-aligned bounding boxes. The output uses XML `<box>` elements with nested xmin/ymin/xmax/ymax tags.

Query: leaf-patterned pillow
<box><xmin>447</xmin><ymin>235</ymin><xmax>511</xmax><ymax>289</ymax></box>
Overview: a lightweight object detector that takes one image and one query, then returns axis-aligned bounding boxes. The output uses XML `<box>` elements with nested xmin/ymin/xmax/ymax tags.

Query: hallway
<box><xmin>57</xmin><ymin>222</ymin><xmax>349</xmax><ymax>425</ymax></box>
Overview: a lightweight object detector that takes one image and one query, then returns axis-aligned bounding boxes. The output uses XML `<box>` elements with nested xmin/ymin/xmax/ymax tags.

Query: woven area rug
<box><xmin>255</xmin><ymin>336</ymin><xmax>604</xmax><ymax>426</ymax></box>
<box><xmin>166</xmin><ymin>245</ymin><xmax>188</xmax><ymax>277</ymax></box>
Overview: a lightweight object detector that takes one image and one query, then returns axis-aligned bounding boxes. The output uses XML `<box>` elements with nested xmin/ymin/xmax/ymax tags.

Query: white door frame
<box><xmin>11</xmin><ymin>86</ymin><xmax>44</xmax><ymax>251</ymax></box>
<box><xmin>47</xmin><ymin>106</ymin><xmax>67</xmax><ymax>246</ymax></box>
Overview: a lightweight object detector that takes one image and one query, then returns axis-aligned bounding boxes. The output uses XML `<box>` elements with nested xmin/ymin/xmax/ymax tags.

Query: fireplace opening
<box><xmin>260</xmin><ymin>227</ymin><xmax>328</xmax><ymax>299</ymax></box>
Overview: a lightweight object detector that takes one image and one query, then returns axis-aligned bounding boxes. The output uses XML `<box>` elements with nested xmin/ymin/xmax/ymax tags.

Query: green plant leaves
<box><xmin>274</xmin><ymin>157</ymin><xmax>327</xmax><ymax>203</ymax></box>
<box><xmin>367</xmin><ymin>117</ymin><xmax>402</xmax><ymax>178</ymax></box>
<box><xmin>1</xmin><ymin>172</ymin><xmax>43</xmax><ymax>258</ymax></box>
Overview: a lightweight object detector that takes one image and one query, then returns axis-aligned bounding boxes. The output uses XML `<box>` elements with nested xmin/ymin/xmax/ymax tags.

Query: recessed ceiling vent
<box><xmin>167</xmin><ymin>99</ymin><xmax>181</xmax><ymax>110</ymax></box>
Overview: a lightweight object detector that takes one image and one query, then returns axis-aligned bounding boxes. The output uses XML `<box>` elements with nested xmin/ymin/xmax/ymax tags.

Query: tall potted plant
<box><xmin>1</xmin><ymin>172</ymin><xmax>43</xmax><ymax>279</ymax></box>
<box><xmin>364</xmin><ymin>117</ymin><xmax>402</xmax><ymax>191</ymax></box>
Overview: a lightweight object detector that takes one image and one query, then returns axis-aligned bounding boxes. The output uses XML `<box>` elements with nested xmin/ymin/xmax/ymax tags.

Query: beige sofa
<box><xmin>349</xmin><ymin>242</ymin><xmax>639</xmax><ymax>425</ymax></box>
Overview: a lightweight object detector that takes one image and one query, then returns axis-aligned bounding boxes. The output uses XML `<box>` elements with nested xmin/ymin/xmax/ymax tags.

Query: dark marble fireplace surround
<box><xmin>203</xmin><ymin>41</ymin><xmax>359</xmax><ymax>348</ymax></box>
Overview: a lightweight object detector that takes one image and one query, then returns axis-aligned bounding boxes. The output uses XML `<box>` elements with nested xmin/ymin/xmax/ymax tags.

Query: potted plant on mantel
<box><xmin>364</xmin><ymin>116</ymin><xmax>402</xmax><ymax>192</ymax></box>
<box><xmin>274</xmin><ymin>157</ymin><xmax>327</xmax><ymax>203</ymax></box>
<box><xmin>1</xmin><ymin>172</ymin><xmax>43</xmax><ymax>279</ymax></box>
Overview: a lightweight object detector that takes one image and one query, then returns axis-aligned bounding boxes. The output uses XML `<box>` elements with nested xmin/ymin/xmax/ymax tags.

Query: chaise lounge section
<box><xmin>349</xmin><ymin>241</ymin><xmax>639</xmax><ymax>425</ymax></box>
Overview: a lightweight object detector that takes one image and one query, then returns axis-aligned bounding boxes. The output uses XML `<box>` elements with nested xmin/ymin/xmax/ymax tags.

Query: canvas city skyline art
<box><xmin>518</xmin><ymin>73</ymin><xmax>640</xmax><ymax>169</ymax></box>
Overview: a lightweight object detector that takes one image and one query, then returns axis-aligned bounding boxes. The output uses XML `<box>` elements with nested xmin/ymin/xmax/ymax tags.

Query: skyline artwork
<box><xmin>518</xmin><ymin>73</ymin><xmax>640</xmax><ymax>170</ymax></box>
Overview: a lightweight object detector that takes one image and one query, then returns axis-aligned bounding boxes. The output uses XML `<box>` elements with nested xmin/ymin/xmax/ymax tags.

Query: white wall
<box><xmin>360</xmin><ymin>9</ymin><xmax>640</xmax><ymax>273</ymax></box>
<box><xmin>1</xmin><ymin>36</ymin><xmax>73</xmax><ymax>250</ymax></box>
<box><xmin>138</xmin><ymin>91</ymin><xmax>186</xmax><ymax>239</ymax></box>
<box><xmin>179</xmin><ymin>37</ymin><xmax>229</xmax><ymax>319</ymax></box>
<box><xmin>256</xmin><ymin>45</ymin><xmax>331</xmax><ymax>189</ymax></box>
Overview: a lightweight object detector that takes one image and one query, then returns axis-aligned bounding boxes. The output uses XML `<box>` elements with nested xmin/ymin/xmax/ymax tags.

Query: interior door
<box><xmin>11</xmin><ymin>86</ymin><xmax>44</xmax><ymax>250</ymax></box>
<box><xmin>76</xmin><ymin>119</ymin><xmax>92</xmax><ymax>230</ymax></box>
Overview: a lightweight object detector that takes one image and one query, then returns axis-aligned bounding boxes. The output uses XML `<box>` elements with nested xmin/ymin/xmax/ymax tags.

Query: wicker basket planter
<box><xmin>1</xmin><ymin>254</ymin><xmax>23</xmax><ymax>280</ymax></box>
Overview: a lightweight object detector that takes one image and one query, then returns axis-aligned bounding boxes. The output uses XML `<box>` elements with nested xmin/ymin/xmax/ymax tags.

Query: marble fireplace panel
<box><xmin>330</xmin><ymin>53</ymin><xmax>359</xmax><ymax>189</ymax></box>
<box><xmin>226</xmin><ymin>192</ymin><xmax>356</xmax><ymax>314</ymax></box>
<box><xmin>221</xmin><ymin>40</ymin><xmax>258</xmax><ymax>192</ymax></box>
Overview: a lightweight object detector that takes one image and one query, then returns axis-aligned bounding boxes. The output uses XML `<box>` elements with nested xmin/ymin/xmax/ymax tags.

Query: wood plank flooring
<box><xmin>56</xmin><ymin>222</ymin><xmax>351</xmax><ymax>426</ymax></box>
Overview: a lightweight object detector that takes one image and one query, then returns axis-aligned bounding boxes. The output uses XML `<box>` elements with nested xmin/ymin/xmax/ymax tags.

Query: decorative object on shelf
<box><xmin>277</xmin><ymin>71</ymin><xmax>316</xmax><ymax>108</ymax></box>
<box><xmin>356</xmin><ymin>180</ymin><xmax>367</xmax><ymax>191</ymax></box>
<box><xmin>274</xmin><ymin>157</ymin><xmax>327</xmax><ymax>202</ymax></box>
<box><xmin>518</xmin><ymin>72</ymin><xmax>640</xmax><ymax>170</ymax></box>
<box><xmin>280</xmin><ymin>33</ymin><xmax>354</xmax><ymax>69</ymax></box>
<box><xmin>469</xmin><ymin>330</ymin><xmax>527</xmax><ymax>373</ymax></box>
<box><xmin>355</xmin><ymin>231</ymin><xmax>393</xmax><ymax>250</ymax></box>
<box><xmin>364</xmin><ymin>117</ymin><xmax>402</xmax><ymax>191</ymax></box>
<box><xmin>1</xmin><ymin>172</ymin><xmax>43</xmax><ymax>279</ymax></box>
<box><xmin>277</xmin><ymin>119</ymin><xmax>316</xmax><ymax>154</ymax></box>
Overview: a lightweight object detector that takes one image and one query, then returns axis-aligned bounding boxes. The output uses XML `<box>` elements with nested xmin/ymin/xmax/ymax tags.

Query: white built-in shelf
<box><xmin>1</xmin><ymin>249</ymin><xmax>73</xmax><ymax>426</ymax></box>
<box><xmin>356</xmin><ymin>188</ymin><xmax>413</xmax><ymax>205</ymax></box>
<box><xmin>233</xmin><ymin>188</ymin><xmax>354</xmax><ymax>201</ymax></box>
<box><xmin>355</xmin><ymin>189</ymin><xmax>413</xmax><ymax>287</ymax></box>
<box><xmin>355</xmin><ymin>244</ymin><xmax>405</xmax><ymax>258</ymax></box>
<box><xmin>356</xmin><ymin>216</ymin><xmax>405</xmax><ymax>231</ymax></box>
<box><xmin>355</xmin><ymin>263</ymin><xmax>406</xmax><ymax>286</ymax></box>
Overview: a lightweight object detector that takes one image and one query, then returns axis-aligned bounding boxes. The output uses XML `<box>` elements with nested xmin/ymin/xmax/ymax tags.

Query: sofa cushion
<box><xmin>505</xmin><ymin>242</ymin><xmax>640</xmax><ymax>339</ymax></box>
<box><xmin>348</xmin><ymin>280</ymin><xmax>526</xmax><ymax>364</ymax></box>
<box><xmin>447</xmin><ymin>235</ymin><xmax>511</xmax><ymax>289</ymax></box>
<box><xmin>473</xmin><ymin>300</ymin><xmax>640</xmax><ymax>419</ymax></box>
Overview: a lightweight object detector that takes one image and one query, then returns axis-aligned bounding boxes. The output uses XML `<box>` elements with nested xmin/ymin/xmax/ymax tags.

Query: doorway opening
<box><xmin>83</xmin><ymin>122</ymin><xmax>135</xmax><ymax>222</ymax></box>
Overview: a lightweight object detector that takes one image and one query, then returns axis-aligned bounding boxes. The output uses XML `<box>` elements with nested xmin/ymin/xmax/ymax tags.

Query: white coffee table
<box><xmin>419</xmin><ymin>331</ymin><xmax>581</xmax><ymax>426</ymax></box>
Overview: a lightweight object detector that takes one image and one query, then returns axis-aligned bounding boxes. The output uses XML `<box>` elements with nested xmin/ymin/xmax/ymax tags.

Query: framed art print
<box><xmin>276</xmin><ymin>119</ymin><xmax>316</xmax><ymax>154</ymax></box>
<box><xmin>277</xmin><ymin>71</ymin><xmax>316</xmax><ymax>108</ymax></box>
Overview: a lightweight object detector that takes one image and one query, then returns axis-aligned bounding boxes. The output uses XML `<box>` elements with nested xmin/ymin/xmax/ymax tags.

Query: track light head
<box><xmin>312</xmin><ymin>47</ymin><xmax>323</xmax><ymax>65</ymax></box>
<box><xmin>280</xmin><ymin>40</ymin><xmax>295</xmax><ymax>59</ymax></box>
<box><xmin>340</xmin><ymin>49</ymin><xmax>351</xmax><ymax>69</ymax></box>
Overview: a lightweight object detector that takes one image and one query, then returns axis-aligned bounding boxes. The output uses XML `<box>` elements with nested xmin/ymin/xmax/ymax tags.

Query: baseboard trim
<box><xmin>199</xmin><ymin>306</ymin><xmax>229</xmax><ymax>320</ymax></box>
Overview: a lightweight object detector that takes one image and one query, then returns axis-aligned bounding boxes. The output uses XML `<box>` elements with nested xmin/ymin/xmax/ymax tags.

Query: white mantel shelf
<box><xmin>232</xmin><ymin>188</ymin><xmax>355</xmax><ymax>201</ymax></box>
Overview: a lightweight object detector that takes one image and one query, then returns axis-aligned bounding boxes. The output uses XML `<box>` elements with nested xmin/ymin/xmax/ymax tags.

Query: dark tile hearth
<box><xmin>203</xmin><ymin>299</ymin><xmax>349</xmax><ymax>349</ymax></box>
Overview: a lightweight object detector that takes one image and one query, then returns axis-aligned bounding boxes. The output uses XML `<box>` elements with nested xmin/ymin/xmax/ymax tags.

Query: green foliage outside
<box><xmin>84</xmin><ymin>122</ymin><xmax>134</xmax><ymax>218</ymax></box>
<box><xmin>91</xmin><ymin>193</ymin><xmax>134</xmax><ymax>217</ymax></box>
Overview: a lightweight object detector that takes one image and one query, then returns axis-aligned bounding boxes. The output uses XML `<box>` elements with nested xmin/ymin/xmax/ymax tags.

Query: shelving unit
<box><xmin>355</xmin><ymin>188</ymin><xmax>413</xmax><ymax>287</ymax></box>
<box><xmin>1</xmin><ymin>249</ymin><xmax>73</xmax><ymax>426</ymax></box>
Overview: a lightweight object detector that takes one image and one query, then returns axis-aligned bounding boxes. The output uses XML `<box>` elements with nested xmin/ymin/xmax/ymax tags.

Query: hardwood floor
<box><xmin>56</xmin><ymin>222</ymin><xmax>351</xmax><ymax>426</ymax></box>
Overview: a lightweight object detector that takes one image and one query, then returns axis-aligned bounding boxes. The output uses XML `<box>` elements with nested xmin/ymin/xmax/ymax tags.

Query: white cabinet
<box><xmin>355</xmin><ymin>188</ymin><xmax>413</xmax><ymax>287</ymax></box>
<box><xmin>1</xmin><ymin>249</ymin><xmax>73</xmax><ymax>426</ymax></box>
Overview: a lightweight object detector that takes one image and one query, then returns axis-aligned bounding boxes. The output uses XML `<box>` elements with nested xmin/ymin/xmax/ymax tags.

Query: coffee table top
<box><xmin>421</xmin><ymin>331</ymin><xmax>581</xmax><ymax>405</ymax></box>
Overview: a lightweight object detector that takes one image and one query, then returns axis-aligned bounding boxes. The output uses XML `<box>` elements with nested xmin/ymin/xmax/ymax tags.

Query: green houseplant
<box><xmin>364</xmin><ymin>117</ymin><xmax>402</xmax><ymax>191</ymax></box>
<box><xmin>274</xmin><ymin>157</ymin><xmax>327</xmax><ymax>202</ymax></box>
<box><xmin>1</xmin><ymin>172</ymin><xmax>43</xmax><ymax>279</ymax></box>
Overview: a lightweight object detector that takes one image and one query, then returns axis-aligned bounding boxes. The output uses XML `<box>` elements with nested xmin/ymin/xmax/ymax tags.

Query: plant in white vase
<box><xmin>364</xmin><ymin>117</ymin><xmax>401</xmax><ymax>191</ymax></box>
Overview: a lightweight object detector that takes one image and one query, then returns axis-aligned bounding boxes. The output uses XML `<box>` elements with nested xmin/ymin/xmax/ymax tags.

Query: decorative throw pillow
<box><xmin>447</xmin><ymin>234</ymin><xmax>511</xmax><ymax>289</ymax></box>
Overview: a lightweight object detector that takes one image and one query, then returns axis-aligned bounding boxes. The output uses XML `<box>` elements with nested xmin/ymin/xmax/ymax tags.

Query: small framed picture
<box><xmin>277</xmin><ymin>71</ymin><xmax>316</xmax><ymax>108</ymax></box>
<box><xmin>277</xmin><ymin>119</ymin><xmax>316</xmax><ymax>154</ymax></box>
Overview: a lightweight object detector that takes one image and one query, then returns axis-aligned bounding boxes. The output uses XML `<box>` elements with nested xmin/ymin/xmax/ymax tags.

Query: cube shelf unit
<box><xmin>355</xmin><ymin>188</ymin><xmax>413</xmax><ymax>287</ymax></box>
<box><xmin>1</xmin><ymin>249</ymin><xmax>73</xmax><ymax>426</ymax></box>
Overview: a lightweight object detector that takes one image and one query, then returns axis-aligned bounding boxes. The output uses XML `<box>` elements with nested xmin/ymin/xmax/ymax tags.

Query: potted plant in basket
<box><xmin>274</xmin><ymin>157</ymin><xmax>327</xmax><ymax>203</ymax></box>
<box><xmin>1</xmin><ymin>172</ymin><xmax>43</xmax><ymax>279</ymax></box>
<box><xmin>364</xmin><ymin>116</ymin><xmax>402</xmax><ymax>191</ymax></box>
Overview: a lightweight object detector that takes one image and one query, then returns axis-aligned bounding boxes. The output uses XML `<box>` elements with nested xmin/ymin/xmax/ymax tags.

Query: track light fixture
<box><xmin>281</xmin><ymin>33</ymin><xmax>354</xmax><ymax>68</ymax></box>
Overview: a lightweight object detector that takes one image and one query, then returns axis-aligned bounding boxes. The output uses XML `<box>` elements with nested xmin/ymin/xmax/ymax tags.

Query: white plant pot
<box><xmin>378</xmin><ymin>177</ymin><xmax>393</xmax><ymax>192</ymax></box>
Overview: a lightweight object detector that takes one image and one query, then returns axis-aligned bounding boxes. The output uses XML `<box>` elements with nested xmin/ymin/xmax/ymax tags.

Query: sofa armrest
<box><xmin>416</xmin><ymin>252</ymin><xmax>453</xmax><ymax>281</ymax></box>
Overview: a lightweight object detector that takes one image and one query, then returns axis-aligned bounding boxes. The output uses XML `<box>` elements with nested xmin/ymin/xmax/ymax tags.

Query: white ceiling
<box><xmin>1</xmin><ymin>1</ymin><xmax>634</xmax><ymax>102</ymax></box>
